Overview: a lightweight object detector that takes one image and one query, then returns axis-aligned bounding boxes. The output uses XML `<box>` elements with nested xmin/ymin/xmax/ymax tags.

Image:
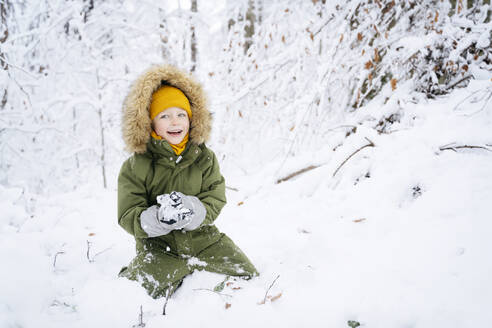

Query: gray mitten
<box><xmin>173</xmin><ymin>192</ymin><xmax>207</xmax><ymax>231</ymax></box>
<box><xmin>140</xmin><ymin>205</ymin><xmax>172</xmax><ymax>237</ymax></box>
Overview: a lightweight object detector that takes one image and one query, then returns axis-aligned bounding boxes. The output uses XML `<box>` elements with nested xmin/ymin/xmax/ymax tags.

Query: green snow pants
<box><xmin>119</xmin><ymin>232</ymin><xmax>258</xmax><ymax>299</ymax></box>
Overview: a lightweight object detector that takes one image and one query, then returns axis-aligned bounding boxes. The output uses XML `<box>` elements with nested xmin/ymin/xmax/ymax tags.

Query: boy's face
<box><xmin>152</xmin><ymin>107</ymin><xmax>190</xmax><ymax>145</ymax></box>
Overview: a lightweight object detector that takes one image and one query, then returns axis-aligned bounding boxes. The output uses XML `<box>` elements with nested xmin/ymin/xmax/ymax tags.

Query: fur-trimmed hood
<box><xmin>122</xmin><ymin>65</ymin><xmax>211</xmax><ymax>154</ymax></box>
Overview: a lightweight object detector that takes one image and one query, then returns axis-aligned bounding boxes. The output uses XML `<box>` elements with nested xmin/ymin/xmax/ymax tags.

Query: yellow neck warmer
<box><xmin>151</xmin><ymin>130</ymin><xmax>189</xmax><ymax>155</ymax></box>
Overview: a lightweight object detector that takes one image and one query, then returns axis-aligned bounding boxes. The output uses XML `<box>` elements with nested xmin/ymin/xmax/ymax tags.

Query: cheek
<box><xmin>180</xmin><ymin>119</ymin><xmax>190</xmax><ymax>131</ymax></box>
<box><xmin>154</xmin><ymin>120</ymin><xmax>168</xmax><ymax>133</ymax></box>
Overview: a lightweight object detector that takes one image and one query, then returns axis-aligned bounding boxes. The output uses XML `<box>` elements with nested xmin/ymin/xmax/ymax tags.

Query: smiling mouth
<box><xmin>167</xmin><ymin>130</ymin><xmax>183</xmax><ymax>136</ymax></box>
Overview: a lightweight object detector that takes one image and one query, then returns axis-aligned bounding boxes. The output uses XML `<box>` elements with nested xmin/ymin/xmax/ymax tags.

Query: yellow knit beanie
<box><xmin>150</xmin><ymin>86</ymin><xmax>192</xmax><ymax>120</ymax></box>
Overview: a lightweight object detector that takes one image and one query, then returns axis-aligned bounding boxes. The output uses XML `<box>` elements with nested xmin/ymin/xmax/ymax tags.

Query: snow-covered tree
<box><xmin>1</xmin><ymin>0</ymin><xmax>489</xmax><ymax>193</ymax></box>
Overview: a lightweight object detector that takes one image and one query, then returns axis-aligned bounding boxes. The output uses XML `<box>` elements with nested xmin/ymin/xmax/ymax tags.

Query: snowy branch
<box><xmin>132</xmin><ymin>305</ymin><xmax>146</xmax><ymax>328</ymax></box>
<box><xmin>259</xmin><ymin>274</ymin><xmax>280</xmax><ymax>305</ymax></box>
<box><xmin>0</xmin><ymin>57</ymin><xmax>39</xmax><ymax>79</ymax></box>
<box><xmin>439</xmin><ymin>143</ymin><xmax>492</xmax><ymax>153</ymax></box>
<box><xmin>333</xmin><ymin>138</ymin><xmax>375</xmax><ymax>177</ymax></box>
<box><xmin>312</xmin><ymin>14</ymin><xmax>335</xmax><ymax>38</ymax></box>
<box><xmin>192</xmin><ymin>288</ymin><xmax>233</xmax><ymax>298</ymax></box>
<box><xmin>86</xmin><ymin>240</ymin><xmax>113</xmax><ymax>263</ymax></box>
<box><xmin>276</xmin><ymin>165</ymin><xmax>320</xmax><ymax>184</ymax></box>
<box><xmin>446</xmin><ymin>75</ymin><xmax>473</xmax><ymax>91</ymax></box>
<box><xmin>53</xmin><ymin>251</ymin><xmax>65</xmax><ymax>268</ymax></box>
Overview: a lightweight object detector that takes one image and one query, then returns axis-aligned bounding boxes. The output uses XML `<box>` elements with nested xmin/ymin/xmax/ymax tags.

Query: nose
<box><xmin>170</xmin><ymin>114</ymin><xmax>178</xmax><ymax>124</ymax></box>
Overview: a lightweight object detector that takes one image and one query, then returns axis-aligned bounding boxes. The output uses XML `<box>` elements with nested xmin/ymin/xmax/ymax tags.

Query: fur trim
<box><xmin>122</xmin><ymin>65</ymin><xmax>211</xmax><ymax>154</ymax></box>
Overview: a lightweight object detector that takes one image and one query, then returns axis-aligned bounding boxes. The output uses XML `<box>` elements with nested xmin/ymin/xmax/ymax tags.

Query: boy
<box><xmin>117</xmin><ymin>65</ymin><xmax>258</xmax><ymax>298</ymax></box>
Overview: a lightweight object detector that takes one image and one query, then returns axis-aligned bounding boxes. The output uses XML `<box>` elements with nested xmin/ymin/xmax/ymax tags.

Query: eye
<box><xmin>160</xmin><ymin>114</ymin><xmax>169</xmax><ymax>119</ymax></box>
<box><xmin>178</xmin><ymin>113</ymin><xmax>187</xmax><ymax>118</ymax></box>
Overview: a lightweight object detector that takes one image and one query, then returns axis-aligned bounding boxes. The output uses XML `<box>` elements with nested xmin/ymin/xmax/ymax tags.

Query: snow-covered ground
<box><xmin>1</xmin><ymin>79</ymin><xmax>491</xmax><ymax>327</ymax></box>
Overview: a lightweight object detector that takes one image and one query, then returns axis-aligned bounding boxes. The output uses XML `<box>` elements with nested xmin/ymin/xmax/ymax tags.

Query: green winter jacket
<box><xmin>118</xmin><ymin>140</ymin><xmax>226</xmax><ymax>255</ymax></box>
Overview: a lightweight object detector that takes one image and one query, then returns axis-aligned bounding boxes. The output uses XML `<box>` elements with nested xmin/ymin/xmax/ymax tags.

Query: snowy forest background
<box><xmin>2</xmin><ymin>0</ymin><xmax>489</xmax><ymax>193</ymax></box>
<box><xmin>1</xmin><ymin>0</ymin><xmax>491</xmax><ymax>327</ymax></box>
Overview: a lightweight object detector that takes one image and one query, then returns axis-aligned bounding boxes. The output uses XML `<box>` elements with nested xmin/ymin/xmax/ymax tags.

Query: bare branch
<box><xmin>192</xmin><ymin>288</ymin><xmax>233</xmax><ymax>298</ymax></box>
<box><xmin>132</xmin><ymin>305</ymin><xmax>146</xmax><ymax>328</ymax></box>
<box><xmin>439</xmin><ymin>144</ymin><xmax>492</xmax><ymax>153</ymax></box>
<box><xmin>86</xmin><ymin>240</ymin><xmax>113</xmax><ymax>263</ymax></box>
<box><xmin>333</xmin><ymin>137</ymin><xmax>375</xmax><ymax>177</ymax></box>
<box><xmin>465</xmin><ymin>90</ymin><xmax>492</xmax><ymax>117</ymax></box>
<box><xmin>312</xmin><ymin>14</ymin><xmax>335</xmax><ymax>38</ymax></box>
<box><xmin>92</xmin><ymin>246</ymin><xmax>113</xmax><ymax>260</ymax></box>
<box><xmin>446</xmin><ymin>75</ymin><xmax>473</xmax><ymax>91</ymax></box>
<box><xmin>53</xmin><ymin>251</ymin><xmax>65</xmax><ymax>268</ymax></box>
<box><xmin>276</xmin><ymin>165</ymin><xmax>320</xmax><ymax>184</ymax></box>
<box><xmin>259</xmin><ymin>275</ymin><xmax>280</xmax><ymax>305</ymax></box>
<box><xmin>7</xmin><ymin>70</ymin><xmax>32</xmax><ymax>107</ymax></box>
<box><xmin>454</xmin><ymin>87</ymin><xmax>492</xmax><ymax>114</ymax></box>
<box><xmin>217</xmin><ymin>60</ymin><xmax>296</xmax><ymax>106</ymax></box>
<box><xmin>162</xmin><ymin>283</ymin><xmax>174</xmax><ymax>315</ymax></box>
<box><xmin>86</xmin><ymin>240</ymin><xmax>93</xmax><ymax>263</ymax></box>
<box><xmin>0</xmin><ymin>56</ymin><xmax>39</xmax><ymax>79</ymax></box>
<box><xmin>1</xmin><ymin>125</ymin><xmax>65</xmax><ymax>135</ymax></box>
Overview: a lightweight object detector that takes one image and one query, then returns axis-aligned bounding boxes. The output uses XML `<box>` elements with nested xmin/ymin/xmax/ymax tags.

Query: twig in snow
<box><xmin>53</xmin><ymin>251</ymin><xmax>65</xmax><ymax>268</ymax></box>
<box><xmin>53</xmin><ymin>243</ymin><xmax>67</xmax><ymax>268</ymax></box>
<box><xmin>7</xmin><ymin>70</ymin><xmax>32</xmax><ymax>107</ymax></box>
<box><xmin>312</xmin><ymin>14</ymin><xmax>336</xmax><ymax>38</ymax></box>
<box><xmin>192</xmin><ymin>288</ymin><xmax>233</xmax><ymax>298</ymax></box>
<box><xmin>333</xmin><ymin>137</ymin><xmax>375</xmax><ymax>177</ymax></box>
<box><xmin>453</xmin><ymin>87</ymin><xmax>492</xmax><ymax>116</ymax></box>
<box><xmin>276</xmin><ymin>165</ymin><xmax>320</xmax><ymax>184</ymax></box>
<box><xmin>86</xmin><ymin>240</ymin><xmax>93</xmax><ymax>263</ymax></box>
<box><xmin>86</xmin><ymin>240</ymin><xmax>113</xmax><ymax>263</ymax></box>
<box><xmin>226</xmin><ymin>186</ymin><xmax>239</xmax><ymax>192</ymax></box>
<box><xmin>453</xmin><ymin>89</ymin><xmax>482</xmax><ymax>110</ymax></box>
<box><xmin>92</xmin><ymin>246</ymin><xmax>114</xmax><ymax>260</ymax></box>
<box><xmin>446</xmin><ymin>75</ymin><xmax>473</xmax><ymax>91</ymax></box>
<box><xmin>162</xmin><ymin>284</ymin><xmax>172</xmax><ymax>315</ymax></box>
<box><xmin>260</xmin><ymin>275</ymin><xmax>280</xmax><ymax>305</ymax></box>
<box><xmin>439</xmin><ymin>144</ymin><xmax>492</xmax><ymax>153</ymax></box>
<box><xmin>322</xmin><ymin>124</ymin><xmax>358</xmax><ymax>134</ymax></box>
<box><xmin>132</xmin><ymin>305</ymin><xmax>146</xmax><ymax>327</ymax></box>
<box><xmin>50</xmin><ymin>300</ymin><xmax>76</xmax><ymax>312</ymax></box>
<box><xmin>467</xmin><ymin>89</ymin><xmax>492</xmax><ymax>116</ymax></box>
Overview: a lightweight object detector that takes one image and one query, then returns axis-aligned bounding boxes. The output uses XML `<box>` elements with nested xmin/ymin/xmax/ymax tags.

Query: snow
<box><xmin>2</xmin><ymin>1</ymin><xmax>492</xmax><ymax>326</ymax></box>
<box><xmin>477</xmin><ymin>27</ymin><xmax>491</xmax><ymax>48</ymax></box>
<box><xmin>1</xmin><ymin>78</ymin><xmax>491</xmax><ymax>327</ymax></box>
<box><xmin>187</xmin><ymin>256</ymin><xmax>208</xmax><ymax>267</ymax></box>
